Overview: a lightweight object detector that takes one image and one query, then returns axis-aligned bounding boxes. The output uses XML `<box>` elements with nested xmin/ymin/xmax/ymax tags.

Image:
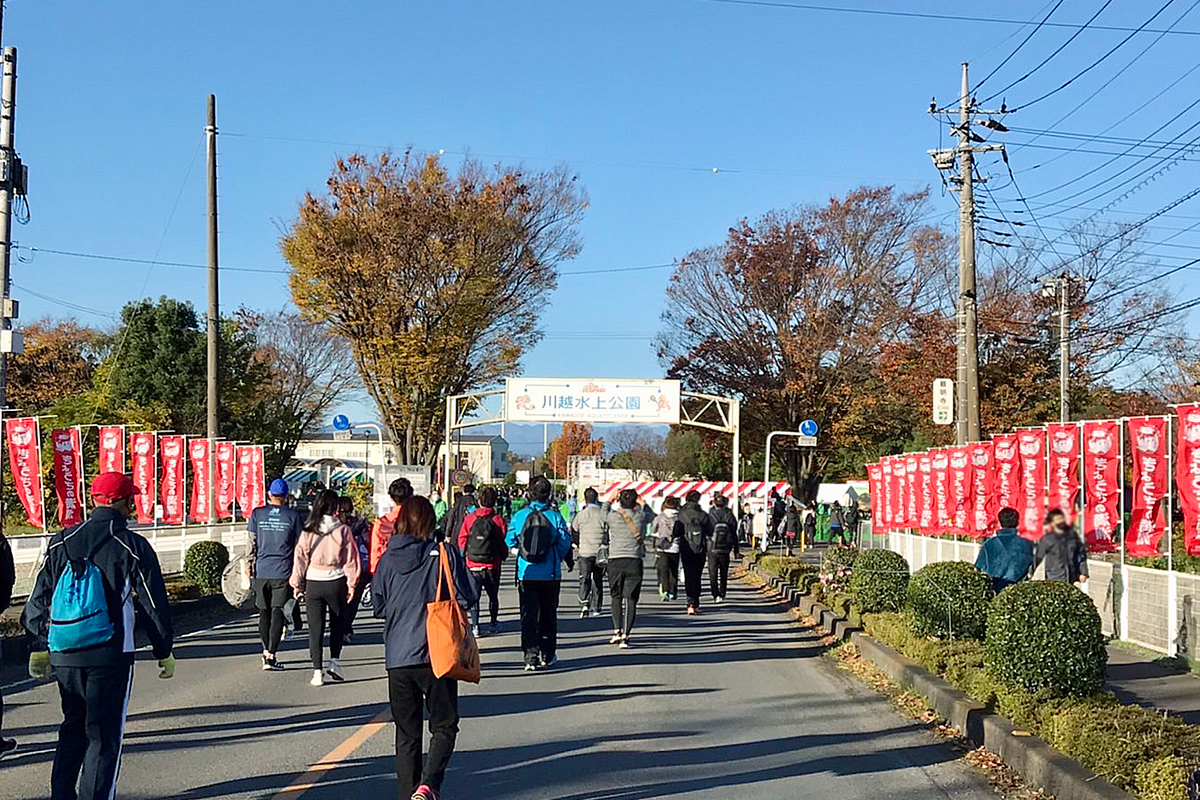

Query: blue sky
<box><xmin>8</xmin><ymin>1</ymin><xmax>1200</xmax><ymax>455</ymax></box>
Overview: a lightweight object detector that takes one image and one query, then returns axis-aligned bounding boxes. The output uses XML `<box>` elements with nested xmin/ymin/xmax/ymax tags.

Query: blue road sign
<box><xmin>800</xmin><ymin>419</ymin><xmax>818</xmax><ymax>437</ymax></box>
<box><xmin>332</xmin><ymin>414</ymin><xmax>351</xmax><ymax>431</ymax></box>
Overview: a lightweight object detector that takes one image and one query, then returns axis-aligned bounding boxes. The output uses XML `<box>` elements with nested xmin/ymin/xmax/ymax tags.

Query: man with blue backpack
<box><xmin>21</xmin><ymin>472</ymin><xmax>175</xmax><ymax>800</ymax></box>
<box><xmin>506</xmin><ymin>476</ymin><xmax>573</xmax><ymax>671</ymax></box>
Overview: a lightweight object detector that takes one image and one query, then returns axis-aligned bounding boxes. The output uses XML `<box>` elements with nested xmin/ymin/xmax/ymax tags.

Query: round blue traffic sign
<box><xmin>800</xmin><ymin>419</ymin><xmax>818</xmax><ymax>436</ymax></box>
<box><xmin>332</xmin><ymin>414</ymin><xmax>351</xmax><ymax>431</ymax></box>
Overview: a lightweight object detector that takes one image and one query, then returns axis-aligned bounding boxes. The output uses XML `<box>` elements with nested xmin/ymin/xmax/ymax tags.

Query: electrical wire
<box><xmin>972</xmin><ymin>0</ymin><xmax>1068</xmax><ymax>94</ymax></box>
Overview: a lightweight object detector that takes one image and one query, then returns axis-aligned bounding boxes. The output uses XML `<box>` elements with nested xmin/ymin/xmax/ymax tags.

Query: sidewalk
<box><xmin>1106</xmin><ymin>643</ymin><xmax>1200</xmax><ymax>725</ymax></box>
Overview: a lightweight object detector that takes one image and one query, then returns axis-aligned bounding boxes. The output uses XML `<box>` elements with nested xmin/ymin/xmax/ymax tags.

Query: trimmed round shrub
<box><xmin>183</xmin><ymin>540</ymin><xmax>230</xmax><ymax>591</ymax></box>
<box><xmin>849</xmin><ymin>549</ymin><xmax>909</xmax><ymax>613</ymax></box>
<box><xmin>907</xmin><ymin>561</ymin><xmax>993</xmax><ymax>640</ymax></box>
<box><xmin>985</xmin><ymin>580</ymin><xmax>1106</xmax><ymax>697</ymax></box>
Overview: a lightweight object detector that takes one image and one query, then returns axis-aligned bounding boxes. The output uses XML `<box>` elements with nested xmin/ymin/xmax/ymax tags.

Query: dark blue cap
<box><xmin>269</xmin><ymin>479</ymin><xmax>289</xmax><ymax>496</ymax></box>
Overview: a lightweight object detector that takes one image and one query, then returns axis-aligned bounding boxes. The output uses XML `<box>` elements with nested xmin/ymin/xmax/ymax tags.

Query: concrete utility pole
<box><xmin>206</xmin><ymin>94</ymin><xmax>220</xmax><ymax>443</ymax></box>
<box><xmin>929</xmin><ymin>63</ymin><xmax>1004</xmax><ymax>445</ymax></box>
<box><xmin>0</xmin><ymin>45</ymin><xmax>16</xmax><ymax>412</ymax></box>
<box><xmin>1043</xmin><ymin>272</ymin><xmax>1074</xmax><ymax>423</ymax></box>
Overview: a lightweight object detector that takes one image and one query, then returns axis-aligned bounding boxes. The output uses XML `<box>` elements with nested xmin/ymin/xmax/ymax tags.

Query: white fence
<box><xmin>862</xmin><ymin>524</ymin><xmax>1194</xmax><ymax>660</ymax></box>
<box><xmin>10</xmin><ymin>522</ymin><xmax>251</xmax><ymax>599</ymax></box>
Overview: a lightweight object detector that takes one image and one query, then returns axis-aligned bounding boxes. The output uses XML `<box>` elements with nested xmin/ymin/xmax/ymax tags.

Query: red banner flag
<box><xmin>1177</xmin><ymin>405</ymin><xmax>1200</xmax><ymax>556</ymax></box>
<box><xmin>236</xmin><ymin>445</ymin><xmax>256</xmax><ymax>517</ymax></box>
<box><xmin>250</xmin><ymin>445</ymin><xmax>266</xmax><ymax>512</ymax></box>
<box><xmin>905</xmin><ymin>454</ymin><xmax>920</xmax><ymax>529</ymax></box>
<box><xmin>130</xmin><ymin>432</ymin><xmax>156</xmax><ymax>524</ymax></box>
<box><xmin>6</xmin><ymin>418</ymin><xmax>43</xmax><ymax>528</ymax></box>
<box><xmin>189</xmin><ymin>439</ymin><xmax>212</xmax><ymax>524</ymax></box>
<box><xmin>216</xmin><ymin>441</ymin><xmax>236</xmax><ymax>521</ymax></box>
<box><xmin>51</xmin><ymin>427</ymin><xmax>84</xmax><ymax>527</ymax></box>
<box><xmin>968</xmin><ymin>442</ymin><xmax>995</xmax><ymax>538</ymax></box>
<box><xmin>993</xmin><ymin>433</ymin><xmax>1021</xmax><ymax>515</ymax></box>
<box><xmin>1016</xmin><ymin>428</ymin><xmax>1047</xmax><ymax>541</ymax></box>
<box><xmin>160</xmin><ymin>435</ymin><xmax>186</xmax><ymax>525</ymax></box>
<box><xmin>98</xmin><ymin>425</ymin><xmax>125</xmax><ymax>475</ymax></box>
<box><xmin>1082</xmin><ymin>420</ymin><xmax>1120</xmax><ymax>552</ymax></box>
<box><xmin>947</xmin><ymin>446</ymin><xmax>972</xmax><ymax>536</ymax></box>
<box><xmin>930</xmin><ymin>449</ymin><xmax>951</xmax><ymax>535</ymax></box>
<box><xmin>918</xmin><ymin>453</ymin><xmax>934</xmax><ymax>533</ymax></box>
<box><xmin>893</xmin><ymin>457</ymin><xmax>909</xmax><ymax>527</ymax></box>
<box><xmin>1047</xmin><ymin>423</ymin><xmax>1081</xmax><ymax>523</ymax></box>
<box><xmin>867</xmin><ymin>463</ymin><xmax>882</xmax><ymax>521</ymax></box>
<box><xmin>1127</xmin><ymin>416</ymin><xmax>1169</xmax><ymax>557</ymax></box>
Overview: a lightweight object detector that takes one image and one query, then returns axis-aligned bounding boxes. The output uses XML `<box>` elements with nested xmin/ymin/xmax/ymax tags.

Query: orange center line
<box><xmin>271</xmin><ymin>707</ymin><xmax>392</xmax><ymax>800</ymax></box>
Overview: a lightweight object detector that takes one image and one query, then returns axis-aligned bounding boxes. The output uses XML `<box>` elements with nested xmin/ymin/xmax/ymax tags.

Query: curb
<box><xmin>744</xmin><ymin>559</ymin><xmax>1133</xmax><ymax>800</ymax></box>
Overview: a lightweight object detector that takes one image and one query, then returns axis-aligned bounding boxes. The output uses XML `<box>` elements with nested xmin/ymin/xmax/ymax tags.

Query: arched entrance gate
<box><xmin>443</xmin><ymin>378</ymin><xmax>741</xmax><ymax>509</ymax></box>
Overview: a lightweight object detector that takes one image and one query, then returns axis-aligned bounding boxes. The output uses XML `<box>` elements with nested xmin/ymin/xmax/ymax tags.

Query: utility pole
<box><xmin>929</xmin><ymin>63</ymin><xmax>1004</xmax><ymax>445</ymax></box>
<box><xmin>1043</xmin><ymin>272</ymin><xmax>1073</xmax><ymax>423</ymax></box>
<box><xmin>206</xmin><ymin>94</ymin><xmax>219</xmax><ymax>521</ymax></box>
<box><xmin>0</xmin><ymin>45</ymin><xmax>17</xmax><ymax>412</ymax></box>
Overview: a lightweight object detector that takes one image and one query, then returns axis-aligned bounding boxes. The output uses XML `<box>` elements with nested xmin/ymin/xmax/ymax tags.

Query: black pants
<box><xmin>51</xmin><ymin>662</ymin><xmax>134</xmax><ymax>800</ymax></box>
<box><xmin>388</xmin><ymin>665</ymin><xmax>459</xmax><ymax>796</ymax></box>
<box><xmin>254</xmin><ymin>578</ymin><xmax>291</xmax><ymax>654</ymax></box>
<box><xmin>681</xmin><ymin>551</ymin><xmax>706</xmax><ymax>609</ymax></box>
<box><xmin>470</xmin><ymin>565</ymin><xmax>501</xmax><ymax>627</ymax></box>
<box><xmin>519</xmin><ymin>580</ymin><xmax>560</xmax><ymax>662</ymax></box>
<box><xmin>306</xmin><ymin>577</ymin><xmax>347</xmax><ymax>670</ymax></box>
<box><xmin>608</xmin><ymin>558</ymin><xmax>643</xmax><ymax>636</ymax></box>
<box><xmin>656</xmin><ymin>552</ymin><xmax>679</xmax><ymax>598</ymax></box>
<box><xmin>343</xmin><ymin>575</ymin><xmax>369</xmax><ymax>634</ymax></box>
<box><xmin>577</xmin><ymin>556</ymin><xmax>605</xmax><ymax>614</ymax></box>
<box><xmin>708</xmin><ymin>552</ymin><xmax>732</xmax><ymax>600</ymax></box>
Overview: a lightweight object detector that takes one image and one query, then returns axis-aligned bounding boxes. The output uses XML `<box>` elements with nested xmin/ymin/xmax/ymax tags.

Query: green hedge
<box><xmin>907</xmin><ymin>561</ymin><xmax>993</xmax><ymax>640</ymax></box>
<box><xmin>183</xmin><ymin>541</ymin><xmax>230</xmax><ymax>592</ymax></box>
<box><xmin>819</xmin><ymin>544</ymin><xmax>857</xmax><ymax>595</ymax></box>
<box><xmin>985</xmin><ymin>581</ymin><xmax>1107</xmax><ymax>697</ymax></box>
<box><xmin>850</xmin><ymin>549</ymin><xmax>909</xmax><ymax>613</ymax></box>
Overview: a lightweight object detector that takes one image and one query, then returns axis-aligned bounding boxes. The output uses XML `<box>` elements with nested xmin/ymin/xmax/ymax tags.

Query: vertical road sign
<box><xmin>933</xmin><ymin>379</ymin><xmax>954</xmax><ymax>426</ymax></box>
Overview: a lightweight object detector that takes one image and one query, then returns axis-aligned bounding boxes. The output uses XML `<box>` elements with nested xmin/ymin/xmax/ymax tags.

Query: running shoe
<box><xmin>262</xmin><ymin>656</ymin><xmax>284</xmax><ymax>672</ymax></box>
<box><xmin>411</xmin><ymin>785</ymin><xmax>440</xmax><ymax>800</ymax></box>
<box><xmin>325</xmin><ymin>658</ymin><xmax>345</xmax><ymax>682</ymax></box>
<box><xmin>715</xmin><ymin>596</ymin><xmax>725</xmax><ymax>605</ymax></box>
<box><xmin>579</xmin><ymin>608</ymin><xmax>589</xmax><ymax>619</ymax></box>
<box><xmin>609</xmin><ymin>632</ymin><xmax>623</xmax><ymax>644</ymax></box>
<box><xmin>686</xmin><ymin>606</ymin><xmax>696</xmax><ymax>616</ymax></box>
<box><xmin>472</xmin><ymin>624</ymin><xmax>481</xmax><ymax>638</ymax></box>
<box><xmin>590</xmin><ymin>609</ymin><xmax>604</xmax><ymax>618</ymax></box>
<box><xmin>542</xmin><ymin>654</ymin><xmax>559</xmax><ymax>669</ymax></box>
<box><xmin>618</xmin><ymin>639</ymin><xmax>631</xmax><ymax>650</ymax></box>
<box><xmin>310</xmin><ymin>669</ymin><xmax>325</xmax><ymax>687</ymax></box>
<box><xmin>0</xmin><ymin>738</ymin><xmax>17</xmax><ymax>759</ymax></box>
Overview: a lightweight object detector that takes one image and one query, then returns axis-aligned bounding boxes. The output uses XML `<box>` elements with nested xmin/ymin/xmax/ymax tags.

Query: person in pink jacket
<box><xmin>291</xmin><ymin>489</ymin><xmax>361</xmax><ymax>687</ymax></box>
<box><xmin>457</xmin><ymin>486</ymin><xmax>508</xmax><ymax>637</ymax></box>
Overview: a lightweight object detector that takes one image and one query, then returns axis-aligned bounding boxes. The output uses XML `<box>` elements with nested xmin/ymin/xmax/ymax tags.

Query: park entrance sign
<box><xmin>445</xmin><ymin>378</ymin><xmax>740</xmax><ymax>506</ymax></box>
<box><xmin>504</xmin><ymin>378</ymin><xmax>681</xmax><ymax>425</ymax></box>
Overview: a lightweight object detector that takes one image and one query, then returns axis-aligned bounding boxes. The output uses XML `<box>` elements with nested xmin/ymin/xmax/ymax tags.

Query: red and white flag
<box><xmin>130</xmin><ymin>432</ymin><xmax>157</xmax><ymax>524</ymax></box>
<box><xmin>189</xmin><ymin>439</ymin><xmax>212</xmax><ymax>524</ymax></box>
<box><xmin>993</xmin><ymin>433</ymin><xmax>1021</xmax><ymax>515</ymax></box>
<box><xmin>215</xmin><ymin>441</ymin><xmax>236</xmax><ymax>521</ymax></box>
<box><xmin>98</xmin><ymin>425</ymin><xmax>125</xmax><ymax>475</ymax></box>
<box><xmin>6</xmin><ymin>418</ymin><xmax>43</xmax><ymax>528</ymax></box>
<box><xmin>160</xmin><ymin>435</ymin><xmax>186</xmax><ymax>525</ymax></box>
<box><xmin>1176</xmin><ymin>404</ymin><xmax>1200</xmax><ymax>555</ymax></box>
<box><xmin>931</xmin><ymin>448</ymin><xmax>952</xmax><ymax>535</ymax></box>
<box><xmin>250</xmin><ymin>446</ymin><xmax>266</xmax><ymax>512</ymax></box>
<box><xmin>894</xmin><ymin>457</ymin><xmax>909</xmax><ymax>527</ymax></box>
<box><xmin>947</xmin><ymin>446</ymin><xmax>972</xmax><ymax>536</ymax></box>
<box><xmin>51</xmin><ymin>427</ymin><xmax>84</xmax><ymax>527</ymax></box>
<box><xmin>917</xmin><ymin>453</ymin><xmax>934</xmax><ymax>534</ymax></box>
<box><xmin>1127</xmin><ymin>416</ymin><xmax>1168</xmax><ymax>557</ymax></box>
<box><xmin>1016</xmin><ymin>428</ymin><xmax>1047</xmax><ymax>541</ymax></box>
<box><xmin>236</xmin><ymin>445</ymin><xmax>256</xmax><ymax>517</ymax></box>
<box><xmin>905</xmin><ymin>454</ymin><xmax>920</xmax><ymax>530</ymax></box>
<box><xmin>867</xmin><ymin>463</ymin><xmax>882</xmax><ymax>521</ymax></box>
<box><xmin>880</xmin><ymin>457</ymin><xmax>894</xmax><ymax>528</ymax></box>
<box><xmin>968</xmin><ymin>442</ymin><xmax>994</xmax><ymax>539</ymax></box>
<box><xmin>1047</xmin><ymin>423</ymin><xmax>1081</xmax><ymax>523</ymax></box>
<box><xmin>1082</xmin><ymin>420</ymin><xmax>1120</xmax><ymax>552</ymax></box>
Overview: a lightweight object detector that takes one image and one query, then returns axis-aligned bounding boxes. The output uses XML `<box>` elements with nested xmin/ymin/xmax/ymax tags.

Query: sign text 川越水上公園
<box><xmin>505</xmin><ymin>379</ymin><xmax>682</xmax><ymax>424</ymax></box>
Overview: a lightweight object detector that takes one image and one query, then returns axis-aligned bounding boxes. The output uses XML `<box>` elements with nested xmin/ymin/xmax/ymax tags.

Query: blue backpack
<box><xmin>48</xmin><ymin>535</ymin><xmax>116</xmax><ymax>653</ymax></box>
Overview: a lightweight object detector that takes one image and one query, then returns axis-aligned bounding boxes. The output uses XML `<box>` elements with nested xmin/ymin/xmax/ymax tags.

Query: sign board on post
<box><xmin>505</xmin><ymin>378</ymin><xmax>681</xmax><ymax>424</ymax></box>
<box><xmin>578</xmin><ymin>457</ymin><xmax>599</xmax><ymax>484</ymax></box>
<box><xmin>516</xmin><ymin>469</ymin><xmax>531</xmax><ymax>485</ymax></box>
<box><xmin>800</xmin><ymin>420</ymin><xmax>818</xmax><ymax>436</ymax></box>
<box><xmin>393</xmin><ymin>464</ymin><xmax>432</xmax><ymax>497</ymax></box>
<box><xmin>796</xmin><ymin>435</ymin><xmax>817</xmax><ymax>447</ymax></box>
<box><xmin>933</xmin><ymin>378</ymin><xmax>954</xmax><ymax>426</ymax></box>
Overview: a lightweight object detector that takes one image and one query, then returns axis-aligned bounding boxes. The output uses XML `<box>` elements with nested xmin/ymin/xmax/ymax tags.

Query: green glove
<box><xmin>158</xmin><ymin>653</ymin><xmax>176</xmax><ymax>680</ymax></box>
<box><xmin>28</xmin><ymin>650</ymin><xmax>51</xmax><ymax>682</ymax></box>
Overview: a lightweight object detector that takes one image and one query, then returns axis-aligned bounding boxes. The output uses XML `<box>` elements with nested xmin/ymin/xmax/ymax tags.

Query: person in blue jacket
<box><xmin>506</xmin><ymin>476</ymin><xmax>574</xmax><ymax>671</ymax></box>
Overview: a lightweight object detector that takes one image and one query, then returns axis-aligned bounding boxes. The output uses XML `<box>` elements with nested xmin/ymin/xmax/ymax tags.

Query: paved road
<box><xmin>2</xmin><ymin>566</ymin><xmax>995</xmax><ymax>799</ymax></box>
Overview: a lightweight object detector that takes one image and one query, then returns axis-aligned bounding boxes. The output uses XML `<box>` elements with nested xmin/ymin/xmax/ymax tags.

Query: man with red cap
<box><xmin>21</xmin><ymin>472</ymin><xmax>175</xmax><ymax>800</ymax></box>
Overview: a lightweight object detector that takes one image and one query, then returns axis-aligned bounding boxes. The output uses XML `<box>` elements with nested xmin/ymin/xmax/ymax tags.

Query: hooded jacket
<box><xmin>372</xmin><ymin>535</ymin><xmax>477</xmax><ymax>669</ymax></box>
<box><xmin>675</xmin><ymin>502</ymin><xmax>712</xmax><ymax>558</ymax></box>
<box><xmin>708</xmin><ymin>506</ymin><xmax>740</xmax><ymax>556</ymax></box>
<box><xmin>571</xmin><ymin>503</ymin><xmax>608</xmax><ymax>559</ymax></box>
<box><xmin>1035</xmin><ymin>528</ymin><xmax>1089</xmax><ymax>584</ymax></box>
<box><xmin>604</xmin><ymin>506</ymin><xmax>645</xmax><ymax>561</ymax></box>
<box><xmin>505</xmin><ymin>502</ymin><xmax>573</xmax><ymax>581</ymax></box>
<box><xmin>22</xmin><ymin>506</ymin><xmax>173</xmax><ymax>667</ymax></box>
<box><xmin>441</xmin><ymin>492</ymin><xmax>477</xmax><ymax>546</ymax></box>
<box><xmin>653</xmin><ymin>510</ymin><xmax>680</xmax><ymax>554</ymax></box>
<box><xmin>291</xmin><ymin>516</ymin><xmax>362</xmax><ymax>593</ymax></box>
<box><xmin>457</xmin><ymin>506</ymin><xmax>508</xmax><ymax>570</ymax></box>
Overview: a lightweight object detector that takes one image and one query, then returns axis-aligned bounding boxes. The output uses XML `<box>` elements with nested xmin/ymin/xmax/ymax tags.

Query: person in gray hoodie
<box><xmin>570</xmin><ymin>488</ymin><xmax>608</xmax><ymax>618</ymax></box>
<box><xmin>653</xmin><ymin>496</ymin><xmax>681</xmax><ymax>601</ymax></box>
<box><xmin>605</xmin><ymin>489</ymin><xmax>646</xmax><ymax>647</ymax></box>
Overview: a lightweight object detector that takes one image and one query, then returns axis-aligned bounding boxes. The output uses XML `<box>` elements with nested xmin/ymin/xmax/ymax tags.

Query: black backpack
<box><xmin>683</xmin><ymin>515</ymin><xmax>707</xmax><ymax>554</ymax></box>
<box><xmin>712</xmin><ymin>517</ymin><xmax>736</xmax><ymax>553</ymax></box>
<box><xmin>465</xmin><ymin>513</ymin><xmax>504</xmax><ymax>562</ymax></box>
<box><xmin>518</xmin><ymin>509</ymin><xmax>555</xmax><ymax>564</ymax></box>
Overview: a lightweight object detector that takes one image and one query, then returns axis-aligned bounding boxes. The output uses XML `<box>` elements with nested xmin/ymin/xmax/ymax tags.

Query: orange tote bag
<box><xmin>426</xmin><ymin>543</ymin><xmax>481</xmax><ymax>683</ymax></box>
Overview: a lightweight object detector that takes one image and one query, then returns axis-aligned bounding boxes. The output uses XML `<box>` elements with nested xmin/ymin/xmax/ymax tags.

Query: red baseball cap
<box><xmin>92</xmin><ymin>472</ymin><xmax>142</xmax><ymax>501</ymax></box>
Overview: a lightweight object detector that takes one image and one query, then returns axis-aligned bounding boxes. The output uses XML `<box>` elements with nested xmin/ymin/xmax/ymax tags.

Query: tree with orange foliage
<box><xmin>546</xmin><ymin>422</ymin><xmax>604</xmax><ymax>479</ymax></box>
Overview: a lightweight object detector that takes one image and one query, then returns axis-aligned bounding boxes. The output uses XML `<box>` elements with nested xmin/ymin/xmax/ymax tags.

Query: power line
<box><xmin>972</xmin><ymin>0</ymin><xmax>1067</xmax><ymax>94</ymax></box>
<box><xmin>692</xmin><ymin>0</ymin><xmax>1200</xmax><ymax>35</ymax></box>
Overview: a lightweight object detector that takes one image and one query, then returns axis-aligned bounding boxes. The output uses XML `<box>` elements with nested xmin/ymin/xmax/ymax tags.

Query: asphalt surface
<box><xmin>1</xmin><ymin>564</ymin><xmax>996</xmax><ymax>799</ymax></box>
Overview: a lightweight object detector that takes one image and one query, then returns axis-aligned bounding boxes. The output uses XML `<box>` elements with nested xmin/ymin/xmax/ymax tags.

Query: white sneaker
<box><xmin>310</xmin><ymin>669</ymin><xmax>324</xmax><ymax>687</ymax></box>
<box><xmin>619</xmin><ymin>639</ymin><xmax>631</xmax><ymax>649</ymax></box>
<box><xmin>325</xmin><ymin>659</ymin><xmax>345</xmax><ymax>682</ymax></box>
<box><xmin>472</xmin><ymin>624</ymin><xmax>481</xmax><ymax>638</ymax></box>
<box><xmin>609</xmin><ymin>632</ymin><xmax>623</xmax><ymax>644</ymax></box>
<box><xmin>715</xmin><ymin>596</ymin><xmax>724</xmax><ymax>605</ymax></box>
